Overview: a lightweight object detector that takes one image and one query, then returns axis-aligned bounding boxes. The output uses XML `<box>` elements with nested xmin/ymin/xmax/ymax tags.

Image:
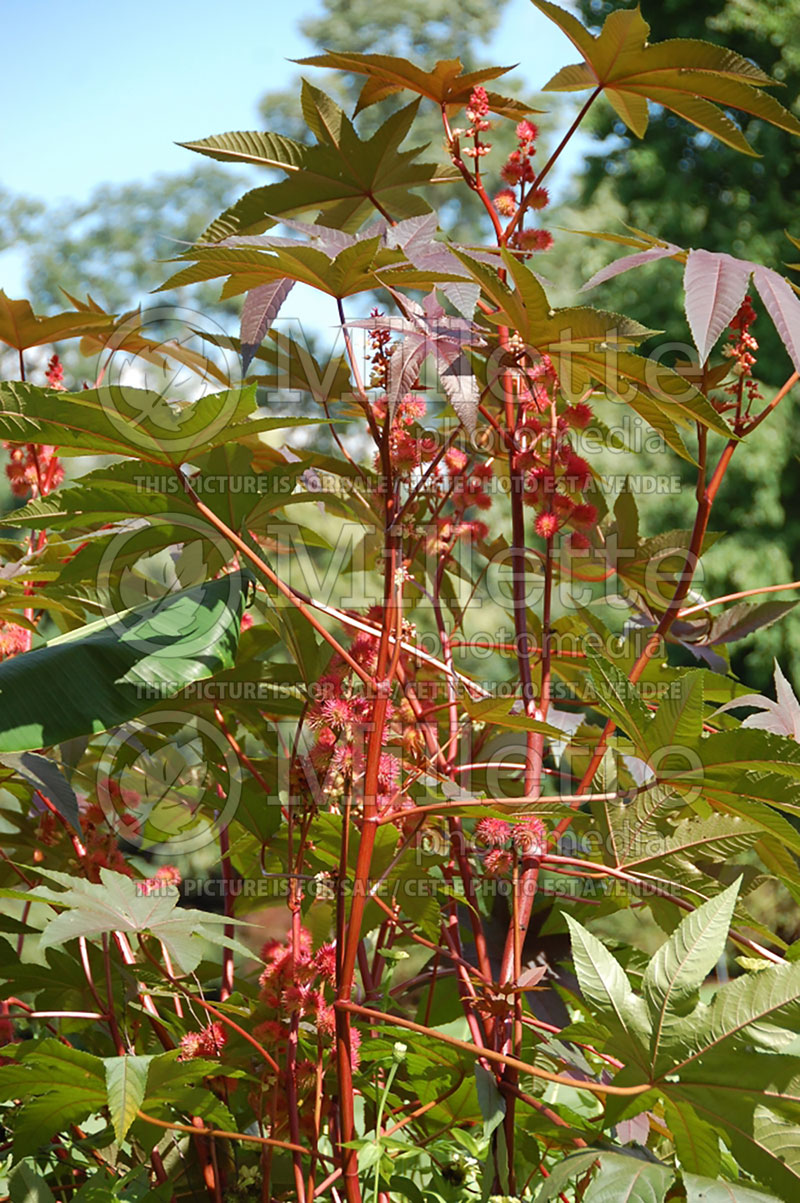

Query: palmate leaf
<box><xmin>0</xmin><ymin>1039</ymin><xmax>107</xmax><ymax>1157</ymax></box>
<box><xmin>642</xmin><ymin>881</ymin><xmax>741</xmax><ymax>1047</ymax></box>
<box><xmin>452</xmin><ymin>249</ymin><xmax>732</xmax><ymax>447</ymax></box>
<box><xmin>565</xmin><ymin>915</ymin><xmax>651</xmax><ymax>1065</ymax></box>
<box><xmin>62</xmin><ymin>292</ymin><xmax>231</xmax><ymax>387</ymax></box>
<box><xmin>295</xmin><ymin>52</ymin><xmax>537</xmax><ymax>118</ymax></box>
<box><xmin>25</xmin><ymin>867</ymin><xmax>250</xmax><ymax>975</ymax></box>
<box><xmin>682</xmin><ymin>1173</ymin><xmax>781</xmax><ymax>1203</ymax></box>
<box><xmin>580</xmin><ymin>238</ymin><xmax>800</xmax><ymax>374</ymax></box>
<box><xmin>103</xmin><ymin>1055</ymin><xmax>152</xmax><ymax>1142</ymax></box>
<box><xmin>0</xmin><ymin>291</ymin><xmax>111</xmax><ymax>353</ymax></box>
<box><xmin>663</xmin><ymin>1098</ymin><xmax>721</xmax><ymax>1178</ymax></box>
<box><xmin>0</xmin><ymin>573</ymin><xmax>247</xmax><ymax>752</ymax></box>
<box><xmin>184</xmin><ymin>84</ymin><xmax>460</xmax><ymax>241</ymax></box>
<box><xmin>531</xmin><ymin>0</ymin><xmax>800</xmax><ymax>154</ymax></box>
<box><xmin>0</xmin><ymin>380</ymin><xmax>325</xmax><ymax>466</ymax></box>
<box><xmin>667</xmin><ymin>1059</ymin><xmax>800</xmax><ymax>1200</ymax></box>
<box><xmin>533</xmin><ymin>1149</ymin><xmax>674</xmax><ymax>1203</ymax></box>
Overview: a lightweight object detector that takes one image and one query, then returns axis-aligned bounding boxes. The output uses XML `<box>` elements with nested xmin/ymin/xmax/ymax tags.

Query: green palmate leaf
<box><xmin>296</xmin><ymin>52</ymin><xmax>535</xmax><ymax>118</ymax></box>
<box><xmin>663</xmin><ymin>1098</ymin><xmax>721</xmax><ymax>1178</ymax></box>
<box><xmin>534</xmin><ymin>1150</ymin><xmax>674</xmax><ymax>1203</ymax></box>
<box><xmin>643</xmin><ymin>880</ymin><xmax>740</xmax><ymax>1045</ymax></box>
<box><xmin>29</xmin><ymin>867</ymin><xmax>250</xmax><ymax>974</ymax></box>
<box><xmin>8</xmin><ymin>1161</ymin><xmax>58</xmax><ymax>1203</ymax></box>
<box><xmin>582</xmin><ymin>1155</ymin><xmax>674</xmax><ymax>1203</ymax></box>
<box><xmin>565</xmin><ymin>915</ymin><xmax>651</xmax><ymax>1063</ymax></box>
<box><xmin>0</xmin><ymin>292</ymin><xmax>111</xmax><ymax>352</ymax></box>
<box><xmin>0</xmin><ymin>751</ymin><xmax>80</xmax><ymax>833</ymax></box>
<box><xmin>586</xmin><ymin>648</ymin><xmax>652</xmax><ymax>753</ymax></box>
<box><xmin>0</xmin><ymin>573</ymin><xmax>246</xmax><ymax>752</ymax></box>
<box><xmin>103</xmin><ymin>1055</ymin><xmax>152</xmax><ymax>1142</ymax></box>
<box><xmin>683</xmin><ymin>1172</ymin><xmax>782</xmax><ymax>1203</ymax></box>
<box><xmin>62</xmin><ymin>290</ymin><xmax>231</xmax><ymax>387</ymax></box>
<box><xmin>643</xmin><ymin>673</ymin><xmax>705</xmax><ymax>762</ymax></box>
<box><xmin>0</xmin><ymin>380</ymin><xmax>318</xmax><ymax>466</ymax></box>
<box><xmin>608</xmin><ymin>811</ymin><xmax>765</xmax><ymax>881</ymax></box>
<box><xmin>187</xmin><ymin>86</ymin><xmax>459</xmax><ymax>242</ymax></box>
<box><xmin>0</xmin><ymin>1040</ymin><xmax>107</xmax><ymax>1157</ymax></box>
<box><xmin>5</xmin><ymin>453</ymin><xmax>304</xmax><ymax>540</ymax></box>
<box><xmin>668</xmin><ymin>1058</ymin><xmax>800</xmax><ymax>1199</ymax></box>
<box><xmin>531</xmin><ymin>0</ymin><xmax>800</xmax><ymax>154</ymax></box>
<box><xmin>666</xmin><ymin>961</ymin><xmax>800</xmax><ymax>1071</ymax></box>
<box><xmin>158</xmin><ymin>236</ymin><xmax>451</xmax><ymax>301</ymax></box>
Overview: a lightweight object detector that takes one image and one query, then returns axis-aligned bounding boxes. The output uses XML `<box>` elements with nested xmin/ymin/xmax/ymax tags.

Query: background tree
<box><xmin>563</xmin><ymin>0</ymin><xmax>800</xmax><ymax>690</ymax></box>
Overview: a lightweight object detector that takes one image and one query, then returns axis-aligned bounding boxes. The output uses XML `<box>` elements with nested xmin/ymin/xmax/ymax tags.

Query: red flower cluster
<box><xmin>723</xmin><ymin>294</ymin><xmax>762</xmax><ymax>411</ymax></box>
<box><xmin>494</xmin><ymin>120</ymin><xmax>553</xmax><ymax>255</ymax></box>
<box><xmin>179</xmin><ymin>1021</ymin><xmax>227</xmax><ymax>1061</ymax></box>
<box><xmin>463</xmin><ymin>86</ymin><xmax>492</xmax><ymax>157</ymax></box>
<box><xmin>45</xmin><ymin>353</ymin><xmax>66</xmax><ymax>390</ymax></box>
<box><xmin>475</xmin><ymin>815</ymin><xmax>548</xmax><ymax>878</ymax></box>
<box><xmin>510</xmin><ymin>358</ymin><xmax>599</xmax><ymax>549</ymax></box>
<box><xmin>0</xmin><ymin>622</ymin><xmax>30</xmax><ymax>660</ymax></box>
<box><xmin>5</xmin><ymin>444</ymin><xmax>64</xmax><ymax>498</ymax></box>
<box><xmin>139</xmin><ymin>864</ymin><xmax>182</xmax><ymax>895</ymax></box>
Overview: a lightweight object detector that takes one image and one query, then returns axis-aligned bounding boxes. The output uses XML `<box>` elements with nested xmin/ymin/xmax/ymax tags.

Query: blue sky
<box><xmin>2</xmin><ymin>0</ymin><xmax>581</xmax><ymax>202</ymax></box>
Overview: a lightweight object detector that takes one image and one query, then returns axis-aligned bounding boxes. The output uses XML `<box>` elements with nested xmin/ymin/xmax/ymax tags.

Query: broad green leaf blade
<box><xmin>643</xmin><ymin>880</ymin><xmax>741</xmax><ymax>1056</ymax></box>
<box><xmin>663</xmin><ymin>1098</ymin><xmax>720</xmax><ymax>1177</ymax></box>
<box><xmin>669</xmin><ymin>961</ymin><xmax>800</xmax><ymax>1073</ymax></box>
<box><xmin>8</xmin><ymin>1160</ymin><xmax>58</xmax><ymax>1202</ymax></box>
<box><xmin>103</xmin><ymin>1056</ymin><xmax>152</xmax><ymax>1142</ymax></box>
<box><xmin>683</xmin><ymin>1172</ymin><xmax>782</xmax><ymax>1203</ymax></box>
<box><xmin>669</xmin><ymin>1058</ymin><xmax>800</xmax><ymax>1200</ymax></box>
<box><xmin>188</xmin><ymin>92</ymin><xmax>452</xmax><ymax>240</ymax></box>
<box><xmin>474</xmin><ymin>1064</ymin><xmax>505</xmax><ymax>1140</ymax></box>
<box><xmin>177</xmin><ymin>129</ymin><xmax>311</xmax><ymax>170</ymax></box>
<box><xmin>565</xmin><ymin>914</ymin><xmax>651</xmax><ymax>1062</ymax></box>
<box><xmin>0</xmin><ymin>380</ymin><xmax>285</xmax><ymax>465</ymax></box>
<box><xmin>583</xmin><ymin>1155</ymin><xmax>673</xmax><ymax>1203</ymax></box>
<box><xmin>586</xmin><ymin>648</ymin><xmax>651</xmax><ymax>753</ymax></box>
<box><xmin>533</xmin><ymin>1150</ymin><xmax>673</xmax><ymax>1203</ymax></box>
<box><xmin>0</xmin><ymin>751</ymin><xmax>81</xmax><ymax>833</ymax></box>
<box><xmin>35</xmin><ymin>868</ymin><xmax>251</xmax><ymax>975</ymax></box>
<box><xmin>530</xmin><ymin>0</ymin><xmax>800</xmax><ymax>153</ymax></box>
<box><xmin>644</xmin><ymin>673</ymin><xmax>705</xmax><ymax>761</ymax></box>
<box><xmin>0</xmin><ymin>573</ymin><xmax>247</xmax><ymax>752</ymax></box>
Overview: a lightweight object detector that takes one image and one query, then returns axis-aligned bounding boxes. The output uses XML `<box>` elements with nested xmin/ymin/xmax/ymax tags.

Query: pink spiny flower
<box><xmin>475</xmin><ymin>817</ymin><xmax>511</xmax><ymax>847</ymax></box>
<box><xmin>511</xmin><ymin>817</ymin><xmax>547</xmax><ymax>856</ymax></box>
<box><xmin>535</xmin><ymin>511</ymin><xmax>559</xmax><ymax>539</ymax></box>
<box><xmin>565</xmin><ymin>402</ymin><xmax>593</xmax><ymax>429</ymax></box>
<box><xmin>527</xmin><ymin>186</ymin><xmax>550</xmax><ymax>210</ymax></box>
<box><xmin>314</xmin><ymin>943</ymin><xmax>337</xmax><ymax>984</ymax></box>
<box><xmin>484</xmin><ymin>849</ymin><xmax>513</xmax><ymax>876</ymax></box>
<box><xmin>179</xmin><ymin>1022</ymin><xmax>227</xmax><ymax>1060</ymax></box>
<box><xmin>516</xmin><ymin>119</ymin><xmax>539</xmax><ymax>145</ymax></box>
<box><xmin>515</xmin><ymin>228</ymin><xmax>553</xmax><ymax>252</ymax></box>
<box><xmin>495</xmin><ymin>188</ymin><xmax>517</xmax><ymax>216</ymax></box>
<box><xmin>570</xmin><ymin>502</ymin><xmax>598</xmax><ymax>530</ymax></box>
